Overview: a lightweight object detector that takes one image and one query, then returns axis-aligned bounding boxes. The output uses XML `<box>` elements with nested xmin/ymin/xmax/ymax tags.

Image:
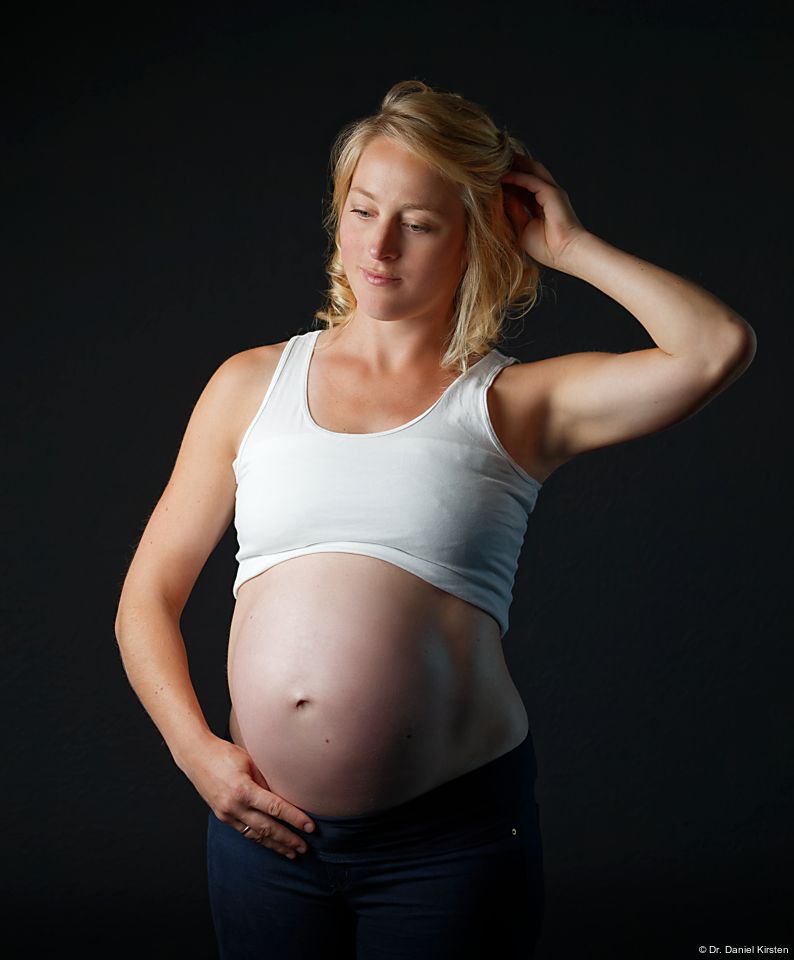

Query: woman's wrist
<box><xmin>171</xmin><ymin>723</ymin><xmax>218</xmax><ymax>774</ymax></box>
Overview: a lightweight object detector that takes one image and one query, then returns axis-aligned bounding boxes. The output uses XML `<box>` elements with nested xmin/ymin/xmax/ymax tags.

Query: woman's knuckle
<box><xmin>230</xmin><ymin>780</ymin><xmax>249</xmax><ymax>806</ymax></box>
<box><xmin>216</xmin><ymin>801</ymin><xmax>238</xmax><ymax>822</ymax></box>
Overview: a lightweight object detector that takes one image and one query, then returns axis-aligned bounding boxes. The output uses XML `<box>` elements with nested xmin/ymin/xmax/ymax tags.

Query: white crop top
<box><xmin>231</xmin><ymin>329</ymin><xmax>543</xmax><ymax>638</ymax></box>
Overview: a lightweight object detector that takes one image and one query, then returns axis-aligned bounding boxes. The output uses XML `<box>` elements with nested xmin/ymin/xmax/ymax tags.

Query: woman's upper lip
<box><xmin>363</xmin><ymin>268</ymin><xmax>400</xmax><ymax>279</ymax></box>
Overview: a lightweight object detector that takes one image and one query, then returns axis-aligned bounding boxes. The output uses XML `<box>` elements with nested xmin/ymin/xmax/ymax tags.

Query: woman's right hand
<box><xmin>179</xmin><ymin>731</ymin><xmax>315</xmax><ymax>859</ymax></box>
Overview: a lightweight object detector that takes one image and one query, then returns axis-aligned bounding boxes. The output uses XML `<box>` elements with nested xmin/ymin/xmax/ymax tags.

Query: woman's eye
<box><xmin>349</xmin><ymin>209</ymin><xmax>431</xmax><ymax>233</ymax></box>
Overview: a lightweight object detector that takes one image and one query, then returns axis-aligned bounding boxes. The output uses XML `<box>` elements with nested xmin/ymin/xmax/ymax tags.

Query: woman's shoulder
<box><xmin>226</xmin><ymin>336</ymin><xmax>293</xmax><ymax>367</ymax></box>
<box><xmin>208</xmin><ymin>340</ymin><xmax>293</xmax><ymax>448</ymax></box>
<box><xmin>217</xmin><ymin>338</ymin><xmax>293</xmax><ymax>389</ymax></box>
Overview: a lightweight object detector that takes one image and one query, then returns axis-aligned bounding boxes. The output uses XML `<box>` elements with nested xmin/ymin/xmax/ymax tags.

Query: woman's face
<box><xmin>339</xmin><ymin>135</ymin><xmax>468</xmax><ymax>328</ymax></box>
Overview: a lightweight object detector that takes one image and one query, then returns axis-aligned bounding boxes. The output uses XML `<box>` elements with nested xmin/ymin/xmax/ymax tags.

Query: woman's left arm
<box><xmin>501</xmin><ymin>159</ymin><xmax>757</xmax><ymax>459</ymax></box>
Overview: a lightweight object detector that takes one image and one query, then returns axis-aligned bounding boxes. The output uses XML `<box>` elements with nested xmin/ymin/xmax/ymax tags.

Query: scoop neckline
<box><xmin>302</xmin><ymin>329</ymin><xmax>494</xmax><ymax>438</ymax></box>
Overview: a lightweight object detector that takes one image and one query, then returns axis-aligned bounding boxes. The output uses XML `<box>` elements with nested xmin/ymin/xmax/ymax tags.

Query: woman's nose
<box><xmin>368</xmin><ymin>222</ymin><xmax>400</xmax><ymax>259</ymax></box>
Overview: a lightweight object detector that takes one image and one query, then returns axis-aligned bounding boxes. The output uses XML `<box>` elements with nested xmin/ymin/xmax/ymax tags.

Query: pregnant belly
<box><xmin>227</xmin><ymin>553</ymin><xmax>527</xmax><ymax>816</ymax></box>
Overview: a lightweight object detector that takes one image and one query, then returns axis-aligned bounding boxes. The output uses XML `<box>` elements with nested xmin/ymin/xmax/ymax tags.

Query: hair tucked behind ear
<box><xmin>313</xmin><ymin>79</ymin><xmax>544</xmax><ymax>374</ymax></box>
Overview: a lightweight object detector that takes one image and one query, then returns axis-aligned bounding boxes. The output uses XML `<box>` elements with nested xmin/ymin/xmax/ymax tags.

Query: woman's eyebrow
<box><xmin>349</xmin><ymin>187</ymin><xmax>444</xmax><ymax>215</ymax></box>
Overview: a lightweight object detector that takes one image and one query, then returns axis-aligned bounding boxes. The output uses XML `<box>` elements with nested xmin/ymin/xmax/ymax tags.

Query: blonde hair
<box><xmin>313</xmin><ymin>79</ymin><xmax>544</xmax><ymax>374</ymax></box>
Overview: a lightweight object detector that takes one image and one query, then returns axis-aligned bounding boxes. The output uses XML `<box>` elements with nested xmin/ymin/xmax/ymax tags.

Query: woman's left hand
<box><xmin>500</xmin><ymin>157</ymin><xmax>589</xmax><ymax>270</ymax></box>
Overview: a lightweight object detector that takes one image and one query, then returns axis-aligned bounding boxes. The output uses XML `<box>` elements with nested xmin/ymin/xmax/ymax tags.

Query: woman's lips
<box><xmin>362</xmin><ymin>268</ymin><xmax>401</xmax><ymax>286</ymax></box>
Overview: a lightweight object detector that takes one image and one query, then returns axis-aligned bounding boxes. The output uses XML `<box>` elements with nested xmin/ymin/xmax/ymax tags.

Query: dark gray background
<box><xmin>4</xmin><ymin>2</ymin><xmax>791</xmax><ymax>957</ymax></box>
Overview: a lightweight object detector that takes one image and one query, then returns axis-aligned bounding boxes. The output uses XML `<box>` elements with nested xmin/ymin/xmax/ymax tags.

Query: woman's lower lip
<box><xmin>362</xmin><ymin>269</ymin><xmax>401</xmax><ymax>286</ymax></box>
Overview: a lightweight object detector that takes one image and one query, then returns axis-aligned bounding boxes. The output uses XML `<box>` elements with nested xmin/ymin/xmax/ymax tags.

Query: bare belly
<box><xmin>227</xmin><ymin>552</ymin><xmax>529</xmax><ymax>816</ymax></box>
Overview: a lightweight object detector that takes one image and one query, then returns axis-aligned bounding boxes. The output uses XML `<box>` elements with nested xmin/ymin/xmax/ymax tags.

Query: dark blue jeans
<box><xmin>207</xmin><ymin>724</ymin><xmax>544</xmax><ymax>959</ymax></box>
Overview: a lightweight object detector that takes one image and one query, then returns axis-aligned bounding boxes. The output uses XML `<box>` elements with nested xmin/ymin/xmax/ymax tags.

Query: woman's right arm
<box><xmin>114</xmin><ymin>346</ymin><xmax>315</xmax><ymax>857</ymax></box>
<box><xmin>114</xmin><ymin>351</ymin><xmax>244</xmax><ymax>769</ymax></box>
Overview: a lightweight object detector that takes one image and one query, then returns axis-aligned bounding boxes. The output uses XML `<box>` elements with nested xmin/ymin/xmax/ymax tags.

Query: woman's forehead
<box><xmin>351</xmin><ymin>139</ymin><xmax>462</xmax><ymax>215</ymax></box>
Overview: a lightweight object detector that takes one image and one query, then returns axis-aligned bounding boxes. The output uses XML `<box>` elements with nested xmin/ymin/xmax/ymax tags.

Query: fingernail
<box><xmin>303</xmin><ymin>822</ymin><xmax>314</xmax><ymax>832</ymax></box>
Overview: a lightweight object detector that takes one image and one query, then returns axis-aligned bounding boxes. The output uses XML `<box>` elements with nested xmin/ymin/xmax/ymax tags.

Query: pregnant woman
<box><xmin>114</xmin><ymin>80</ymin><xmax>755</xmax><ymax>959</ymax></box>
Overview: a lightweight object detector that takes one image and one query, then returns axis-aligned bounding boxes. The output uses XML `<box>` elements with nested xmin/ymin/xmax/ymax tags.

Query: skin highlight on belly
<box><xmin>227</xmin><ymin>553</ymin><xmax>528</xmax><ymax>816</ymax></box>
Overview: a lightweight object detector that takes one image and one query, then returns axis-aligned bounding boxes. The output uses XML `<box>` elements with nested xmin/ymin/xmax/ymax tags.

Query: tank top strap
<box><xmin>261</xmin><ymin>331</ymin><xmax>312</xmax><ymax>428</ymax></box>
<box><xmin>443</xmin><ymin>345</ymin><xmax>519</xmax><ymax>440</ymax></box>
<box><xmin>232</xmin><ymin>332</ymin><xmax>307</xmax><ymax>478</ymax></box>
<box><xmin>472</xmin><ymin>347</ymin><xmax>519</xmax><ymax>383</ymax></box>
